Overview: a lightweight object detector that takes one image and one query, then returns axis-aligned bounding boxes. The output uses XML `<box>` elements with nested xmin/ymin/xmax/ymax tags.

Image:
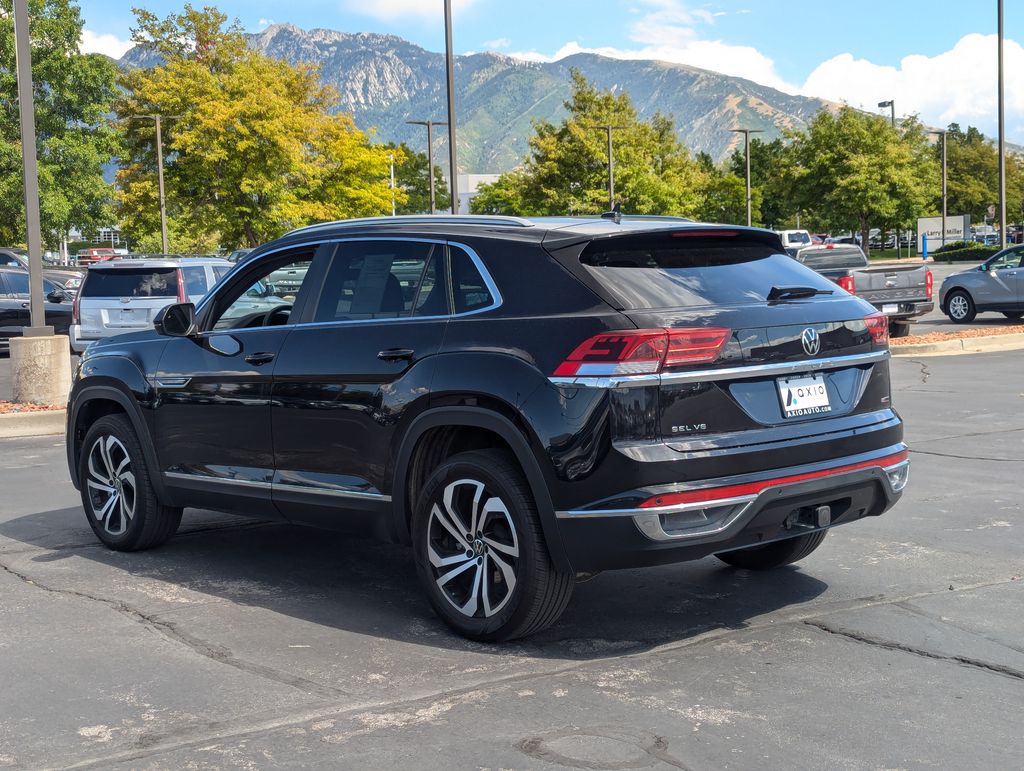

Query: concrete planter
<box><xmin>0</xmin><ymin>409</ymin><xmax>66</xmax><ymax>439</ymax></box>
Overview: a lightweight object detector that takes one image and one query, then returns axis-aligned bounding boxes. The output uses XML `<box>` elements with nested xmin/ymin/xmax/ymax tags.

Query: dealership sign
<box><xmin>917</xmin><ymin>214</ymin><xmax>970</xmax><ymax>252</ymax></box>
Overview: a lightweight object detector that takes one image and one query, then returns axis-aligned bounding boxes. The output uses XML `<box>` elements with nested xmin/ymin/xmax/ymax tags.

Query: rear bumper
<box><xmin>874</xmin><ymin>300</ymin><xmax>933</xmax><ymax>320</ymax></box>
<box><xmin>555</xmin><ymin>444</ymin><xmax>908</xmax><ymax>572</ymax></box>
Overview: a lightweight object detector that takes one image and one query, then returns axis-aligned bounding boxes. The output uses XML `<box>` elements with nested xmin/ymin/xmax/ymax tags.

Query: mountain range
<box><xmin>121</xmin><ymin>23</ymin><xmax>837</xmax><ymax>173</ymax></box>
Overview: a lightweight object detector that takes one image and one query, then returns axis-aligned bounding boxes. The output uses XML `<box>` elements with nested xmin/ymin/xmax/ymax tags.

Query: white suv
<box><xmin>70</xmin><ymin>258</ymin><xmax>232</xmax><ymax>353</ymax></box>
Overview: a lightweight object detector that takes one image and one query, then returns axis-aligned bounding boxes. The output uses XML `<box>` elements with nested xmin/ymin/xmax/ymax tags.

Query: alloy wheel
<box><xmin>949</xmin><ymin>294</ymin><xmax>969</xmax><ymax>320</ymax></box>
<box><xmin>426</xmin><ymin>478</ymin><xmax>520</xmax><ymax>618</ymax></box>
<box><xmin>85</xmin><ymin>435</ymin><xmax>136</xmax><ymax>536</ymax></box>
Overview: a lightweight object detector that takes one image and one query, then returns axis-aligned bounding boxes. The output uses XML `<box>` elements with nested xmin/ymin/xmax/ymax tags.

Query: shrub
<box><xmin>933</xmin><ymin>245</ymin><xmax>999</xmax><ymax>263</ymax></box>
<box><xmin>933</xmin><ymin>240</ymin><xmax>973</xmax><ymax>254</ymax></box>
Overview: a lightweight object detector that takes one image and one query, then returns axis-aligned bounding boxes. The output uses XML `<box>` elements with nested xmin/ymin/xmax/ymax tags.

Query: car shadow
<box><xmin>0</xmin><ymin>506</ymin><xmax>829</xmax><ymax>660</ymax></box>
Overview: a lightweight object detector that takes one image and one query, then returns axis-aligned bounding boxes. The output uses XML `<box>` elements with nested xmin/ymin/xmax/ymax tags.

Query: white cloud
<box><xmin>483</xmin><ymin>37</ymin><xmax>511</xmax><ymax>50</ymax></box>
<box><xmin>343</xmin><ymin>0</ymin><xmax>478</xmax><ymax>21</ymax></box>
<box><xmin>258</xmin><ymin>18</ymin><xmax>275</xmax><ymax>28</ymax></box>
<box><xmin>79</xmin><ymin>29</ymin><xmax>133</xmax><ymax>59</ymax></box>
<box><xmin>801</xmin><ymin>33</ymin><xmax>1024</xmax><ymax>140</ymax></box>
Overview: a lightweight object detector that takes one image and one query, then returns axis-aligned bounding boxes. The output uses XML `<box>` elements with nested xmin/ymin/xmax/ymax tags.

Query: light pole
<box><xmin>406</xmin><ymin>120</ymin><xmax>447</xmax><ymax>214</ymax></box>
<box><xmin>729</xmin><ymin>128</ymin><xmax>763</xmax><ymax>227</ymax></box>
<box><xmin>130</xmin><ymin>114</ymin><xmax>180</xmax><ymax>254</ymax></box>
<box><xmin>589</xmin><ymin>125</ymin><xmax>628</xmax><ymax>210</ymax></box>
<box><xmin>930</xmin><ymin>130</ymin><xmax>948</xmax><ymax>250</ymax></box>
<box><xmin>878</xmin><ymin>100</ymin><xmax>896</xmax><ymax>128</ymax></box>
<box><xmin>389</xmin><ymin>153</ymin><xmax>396</xmax><ymax>217</ymax></box>
<box><xmin>13</xmin><ymin>0</ymin><xmax>48</xmax><ymax>335</ymax></box>
<box><xmin>443</xmin><ymin>0</ymin><xmax>459</xmax><ymax>214</ymax></box>
<box><xmin>997</xmin><ymin>0</ymin><xmax>1007</xmax><ymax>248</ymax></box>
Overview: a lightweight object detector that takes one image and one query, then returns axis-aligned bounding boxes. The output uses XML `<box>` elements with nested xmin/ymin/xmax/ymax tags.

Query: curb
<box><xmin>0</xmin><ymin>409</ymin><xmax>66</xmax><ymax>439</ymax></box>
<box><xmin>892</xmin><ymin>332</ymin><xmax>1024</xmax><ymax>357</ymax></box>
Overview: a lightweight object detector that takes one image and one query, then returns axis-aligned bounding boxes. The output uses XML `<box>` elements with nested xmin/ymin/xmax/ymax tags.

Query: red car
<box><xmin>77</xmin><ymin>248</ymin><xmax>118</xmax><ymax>265</ymax></box>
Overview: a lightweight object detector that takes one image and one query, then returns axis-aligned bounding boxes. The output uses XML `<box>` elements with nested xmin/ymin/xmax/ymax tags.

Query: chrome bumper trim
<box><xmin>549</xmin><ymin>350</ymin><xmax>889</xmax><ymax>389</ymax></box>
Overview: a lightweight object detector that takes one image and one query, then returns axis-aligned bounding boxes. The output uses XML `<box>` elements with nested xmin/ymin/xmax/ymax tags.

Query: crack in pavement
<box><xmin>909</xmin><ymin>358</ymin><xmax>931</xmax><ymax>385</ymax></box>
<box><xmin>0</xmin><ymin>558</ymin><xmax>349</xmax><ymax>701</ymax></box>
<box><xmin>804</xmin><ymin>619</ymin><xmax>1024</xmax><ymax>682</ymax></box>
<box><xmin>910</xmin><ymin>425</ymin><xmax>1024</xmax><ymax>445</ymax></box>
<box><xmin>909</xmin><ymin>448</ymin><xmax>1024</xmax><ymax>463</ymax></box>
<box><xmin>893</xmin><ymin>599</ymin><xmax>1024</xmax><ymax>657</ymax></box>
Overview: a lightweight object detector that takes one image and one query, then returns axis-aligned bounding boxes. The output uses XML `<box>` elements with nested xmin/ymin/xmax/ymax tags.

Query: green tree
<box><xmin>0</xmin><ymin>0</ymin><xmax>117</xmax><ymax>248</ymax></box>
<box><xmin>382</xmin><ymin>142</ymin><xmax>450</xmax><ymax>214</ymax></box>
<box><xmin>941</xmin><ymin>123</ymin><xmax>1024</xmax><ymax>228</ymax></box>
<box><xmin>116</xmin><ymin>5</ymin><xmax>401</xmax><ymax>249</ymax></box>
<box><xmin>471</xmin><ymin>71</ymin><xmax>702</xmax><ymax>216</ymax></box>
<box><xmin>727</xmin><ymin>137</ymin><xmax>792</xmax><ymax>228</ymax></box>
<box><xmin>695</xmin><ymin>168</ymin><xmax>760</xmax><ymax>226</ymax></box>
<box><xmin>785</xmin><ymin>108</ymin><xmax>937</xmax><ymax>255</ymax></box>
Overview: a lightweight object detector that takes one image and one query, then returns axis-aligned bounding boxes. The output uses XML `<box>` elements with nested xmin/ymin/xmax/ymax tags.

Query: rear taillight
<box><xmin>865</xmin><ymin>313</ymin><xmax>889</xmax><ymax>346</ymax></box>
<box><xmin>176</xmin><ymin>269</ymin><xmax>187</xmax><ymax>303</ymax></box>
<box><xmin>72</xmin><ymin>292</ymin><xmax>81</xmax><ymax>325</ymax></box>
<box><xmin>925</xmin><ymin>269</ymin><xmax>933</xmax><ymax>299</ymax></box>
<box><xmin>554</xmin><ymin>328</ymin><xmax>731</xmax><ymax>377</ymax></box>
<box><xmin>836</xmin><ymin>275</ymin><xmax>856</xmax><ymax>294</ymax></box>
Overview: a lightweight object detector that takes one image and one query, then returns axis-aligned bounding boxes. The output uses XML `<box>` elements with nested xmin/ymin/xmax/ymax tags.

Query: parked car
<box><xmin>793</xmin><ymin>244</ymin><xmax>933</xmax><ymax>336</ymax></box>
<box><xmin>939</xmin><ymin>244</ymin><xmax>1024</xmax><ymax>323</ymax></box>
<box><xmin>76</xmin><ymin>247</ymin><xmax>119</xmax><ymax>265</ymax></box>
<box><xmin>69</xmin><ymin>257</ymin><xmax>232</xmax><ymax>353</ymax></box>
<box><xmin>0</xmin><ymin>247</ymin><xmax>83</xmax><ymax>294</ymax></box>
<box><xmin>775</xmin><ymin>229</ymin><xmax>813</xmax><ymax>257</ymax></box>
<box><xmin>225</xmin><ymin>248</ymin><xmax>254</xmax><ymax>263</ymax></box>
<box><xmin>0</xmin><ymin>267</ymin><xmax>72</xmax><ymax>350</ymax></box>
<box><xmin>65</xmin><ymin>216</ymin><xmax>908</xmax><ymax>641</ymax></box>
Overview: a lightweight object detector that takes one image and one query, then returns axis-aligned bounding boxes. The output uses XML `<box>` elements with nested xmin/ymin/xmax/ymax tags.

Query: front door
<box><xmin>0</xmin><ymin>273</ymin><xmax>30</xmax><ymax>343</ymax></box>
<box><xmin>152</xmin><ymin>244</ymin><xmax>329</xmax><ymax>516</ymax></box>
<box><xmin>983</xmin><ymin>246</ymin><xmax>1024</xmax><ymax>307</ymax></box>
<box><xmin>270</xmin><ymin>238</ymin><xmax>456</xmax><ymax>529</ymax></box>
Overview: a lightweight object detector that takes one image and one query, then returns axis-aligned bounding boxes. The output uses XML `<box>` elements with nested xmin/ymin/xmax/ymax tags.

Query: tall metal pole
<box><xmin>997</xmin><ymin>0</ymin><xmax>1007</xmax><ymax>249</ymax></box>
<box><xmin>154</xmin><ymin>115</ymin><xmax>169</xmax><ymax>254</ymax></box>
<box><xmin>878</xmin><ymin>100</ymin><xmax>895</xmax><ymax>128</ymax></box>
<box><xmin>606</xmin><ymin>126</ymin><xmax>615</xmax><ymax>210</ymax></box>
<box><xmin>929</xmin><ymin>130</ymin><xmax>948</xmax><ymax>250</ymax></box>
<box><xmin>389</xmin><ymin>153</ymin><xmax>396</xmax><ymax>217</ymax></box>
<box><xmin>443</xmin><ymin>0</ymin><xmax>459</xmax><ymax>215</ymax></box>
<box><xmin>407</xmin><ymin>120</ymin><xmax>447</xmax><ymax>214</ymax></box>
<box><xmin>730</xmin><ymin>128</ymin><xmax>763</xmax><ymax>227</ymax></box>
<box><xmin>13</xmin><ymin>0</ymin><xmax>50</xmax><ymax>334</ymax></box>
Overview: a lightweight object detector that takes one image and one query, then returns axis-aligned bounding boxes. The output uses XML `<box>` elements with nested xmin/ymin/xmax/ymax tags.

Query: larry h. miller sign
<box><xmin>917</xmin><ymin>215</ymin><xmax>970</xmax><ymax>252</ymax></box>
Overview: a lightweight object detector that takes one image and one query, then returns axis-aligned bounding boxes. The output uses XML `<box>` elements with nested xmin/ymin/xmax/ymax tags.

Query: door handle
<box><xmin>20</xmin><ymin>302</ymin><xmax>28</xmax><ymax>308</ymax></box>
<box><xmin>244</xmin><ymin>352</ymin><xmax>276</xmax><ymax>366</ymax></box>
<box><xmin>378</xmin><ymin>348</ymin><xmax>415</xmax><ymax>362</ymax></box>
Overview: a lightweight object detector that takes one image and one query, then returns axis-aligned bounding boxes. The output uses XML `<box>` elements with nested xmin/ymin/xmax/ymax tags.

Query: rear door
<box><xmin>555</xmin><ymin>230</ymin><xmax>890</xmax><ymax>442</ymax></box>
<box><xmin>78</xmin><ymin>266</ymin><xmax>181</xmax><ymax>338</ymax></box>
<box><xmin>270</xmin><ymin>238</ymin><xmax>454</xmax><ymax>528</ymax></box>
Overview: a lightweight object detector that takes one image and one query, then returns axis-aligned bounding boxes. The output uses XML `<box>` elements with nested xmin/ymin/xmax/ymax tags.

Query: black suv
<box><xmin>66</xmin><ymin>216</ymin><xmax>908</xmax><ymax>641</ymax></box>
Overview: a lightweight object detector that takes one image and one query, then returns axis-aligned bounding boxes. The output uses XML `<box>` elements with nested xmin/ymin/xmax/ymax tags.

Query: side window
<box><xmin>5</xmin><ymin>272</ymin><xmax>29</xmax><ymax>296</ymax></box>
<box><xmin>0</xmin><ymin>254</ymin><xmax>20</xmax><ymax>267</ymax></box>
<box><xmin>210</xmin><ymin>249</ymin><xmax>317</xmax><ymax>331</ymax></box>
<box><xmin>212</xmin><ymin>266</ymin><xmax>231</xmax><ymax>283</ymax></box>
<box><xmin>181</xmin><ymin>265</ymin><xmax>209</xmax><ymax>297</ymax></box>
<box><xmin>313</xmin><ymin>241</ymin><xmax>443</xmax><ymax>322</ymax></box>
<box><xmin>450</xmin><ymin>246</ymin><xmax>495</xmax><ymax>313</ymax></box>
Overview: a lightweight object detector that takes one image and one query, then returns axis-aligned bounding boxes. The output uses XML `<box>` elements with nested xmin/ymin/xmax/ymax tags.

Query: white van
<box><xmin>776</xmin><ymin>229</ymin><xmax>814</xmax><ymax>257</ymax></box>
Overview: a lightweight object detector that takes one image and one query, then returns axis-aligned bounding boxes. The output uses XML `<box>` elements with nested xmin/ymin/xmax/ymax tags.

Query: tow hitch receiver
<box><xmin>785</xmin><ymin>504</ymin><xmax>832</xmax><ymax>531</ymax></box>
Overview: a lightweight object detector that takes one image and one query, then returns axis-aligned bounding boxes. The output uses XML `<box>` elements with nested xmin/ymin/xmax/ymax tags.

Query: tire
<box><xmin>1003</xmin><ymin>312</ymin><xmax>1024</xmax><ymax>321</ymax></box>
<box><xmin>78</xmin><ymin>414</ymin><xmax>182</xmax><ymax>551</ymax></box>
<box><xmin>945</xmin><ymin>290</ymin><xmax>976</xmax><ymax>323</ymax></box>
<box><xmin>888</xmin><ymin>321</ymin><xmax>911</xmax><ymax>338</ymax></box>
<box><xmin>412</xmin><ymin>449</ymin><xmax>574</xmax><ymax>642</ymax></box>
<box><xmin>716</xmin><ymin>530</ymin><xmax>828</xmax><ymax>570</ymax></box>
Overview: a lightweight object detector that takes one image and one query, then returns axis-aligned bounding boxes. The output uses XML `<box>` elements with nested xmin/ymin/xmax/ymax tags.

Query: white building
<box><xmin>456</xmin><ymin>174</ymin><xmax>502</xmax><ymax>215</ymax></box>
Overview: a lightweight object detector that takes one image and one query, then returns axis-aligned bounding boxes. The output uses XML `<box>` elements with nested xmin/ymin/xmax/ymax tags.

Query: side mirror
<box><xmin>154</xmin><ymin>302</ymin><xmax>197</xmax><ymax>338</ymax></box>
<box><xmin>46</xmin><ymin>289</ymin><xmax>65</xmax><ymax>303</ymax></box>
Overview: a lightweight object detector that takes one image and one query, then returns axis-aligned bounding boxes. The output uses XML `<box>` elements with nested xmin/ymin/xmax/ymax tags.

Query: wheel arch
<box><xmin>392</xmin><ymin>406</ymin><xmax>571</xmax><ymax>573</ymax></box>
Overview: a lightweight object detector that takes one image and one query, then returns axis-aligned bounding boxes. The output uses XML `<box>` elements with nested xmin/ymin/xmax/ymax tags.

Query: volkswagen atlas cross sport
<box><xmin>65</xmin><ymin>215</ymin><xmax>908</xmax><ymax>641</ymax></box>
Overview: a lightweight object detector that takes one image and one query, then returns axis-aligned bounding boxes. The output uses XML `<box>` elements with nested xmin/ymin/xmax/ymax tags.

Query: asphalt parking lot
<box><xmin>0</xmin><ymin>349</ymin><xmax>1022</xmax><ymax>768</ymax></box>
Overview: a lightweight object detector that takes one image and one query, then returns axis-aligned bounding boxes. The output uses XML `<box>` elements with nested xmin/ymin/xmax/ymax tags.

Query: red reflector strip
<box><xmin>639</xmin><ymin>450</ymin><xmax>909</xmax><ymax>508</ymax></box>
<box><xmin>672</xmin><ymin>230</ymin><xmax>738</xmax><ymax>238</ymax></box>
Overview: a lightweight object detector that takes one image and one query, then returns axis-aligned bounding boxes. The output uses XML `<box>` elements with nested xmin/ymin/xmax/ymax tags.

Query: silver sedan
<box><xmin>939</xmin><ymin>245</ymin><xmax>1024</xmax><ymax>323</ymax></box>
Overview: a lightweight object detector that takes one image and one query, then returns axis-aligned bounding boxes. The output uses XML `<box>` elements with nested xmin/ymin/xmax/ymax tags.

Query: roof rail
<box><xmin>285</xmin><ymin>214</ymin><xmax>535</xmax><ymax>237</ymax></box>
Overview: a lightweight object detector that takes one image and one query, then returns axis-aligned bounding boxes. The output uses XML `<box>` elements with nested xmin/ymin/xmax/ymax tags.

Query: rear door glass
<box><xmin>81</xmin><ymin>268</ymin><xmax>180</xmax><ymax>298</ymax></box>
<box><xmin>4</xmin><ymin>272</ymin><xmax>29</xmax><ymax>296</ymax></box>
<box><xmin>181</xmin><ymin>266</ymin><xmax>209</xmax><ymax>296</ymax></box>
<box><xmin>578</xmin><ymin>232</ymin><xmax>836</xmax><ymax>309</ymax></box>
<box><xmin>450</xmin><ymin>247</ymin><xmax>494</xmax><ymax>313</ymax></box>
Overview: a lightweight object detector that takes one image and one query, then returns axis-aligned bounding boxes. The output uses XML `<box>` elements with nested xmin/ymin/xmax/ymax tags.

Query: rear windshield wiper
<box><xmin>767</xmin><ymin>285</ymin><xmax>834</xmax><ymax>302</ymax></box>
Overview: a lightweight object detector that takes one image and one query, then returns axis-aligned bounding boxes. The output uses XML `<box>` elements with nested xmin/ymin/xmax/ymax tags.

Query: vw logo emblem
<box><xmin>801</xmin><ymin>327</ymin><xmax>821</xmax><ymax>356</ymax></box>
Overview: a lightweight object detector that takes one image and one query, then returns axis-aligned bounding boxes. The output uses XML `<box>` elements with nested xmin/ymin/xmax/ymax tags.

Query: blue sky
<box><xmin>77</xmin><ymin>0</ymin><xmax>1024</xmax><ymax>141</ymax></box>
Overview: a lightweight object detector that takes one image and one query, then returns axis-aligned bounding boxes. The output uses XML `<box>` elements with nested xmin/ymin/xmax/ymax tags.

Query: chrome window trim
<box><xmin>549</xmin><ymin>350</ymin><xmax>889</xmax><ymax>389</ymax></box>
<box><xmin>196</xmin><ymin>237</ymin><xmax>502</xmax><ymax>329</ymax></box>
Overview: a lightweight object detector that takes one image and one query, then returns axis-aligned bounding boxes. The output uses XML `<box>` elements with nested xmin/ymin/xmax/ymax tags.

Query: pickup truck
<box><xmin>793</xmin><ymin>245</ymin><xmax>933</xmax><ymax>337</ymax></box>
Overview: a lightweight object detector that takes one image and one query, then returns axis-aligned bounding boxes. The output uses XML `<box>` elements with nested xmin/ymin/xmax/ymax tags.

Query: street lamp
<box><xmin>443</xmin><ymin>0</ymin><xmax>459</xmax><ymax>214</ymax></box>
<box><xmin>389</xmin><ymin>153</ymin><xmax>396</xmax><ymax>217</ymax></box>
<box><xmin>729</xmin><ymin>128</ymin><xmax>763</xmax><ymax>227</ymax></box>
<box><xmin>878</xmin><ymin>100</ymin><xmax>895</xmax><ymax>128</ymax></box>
<box><xmin>930</xmin><ymin>130</ymin><xmax>948</xmax><ymax>250</ymax></box>
<box><xmin>997</xmin><ymin>0</ymin><xmax>1007</xmax><ymax>248</ymax></box>
<box><xmin>406</xmin><ymin>120</ymin><xmax>448</xmax><ymax>214</ymax></box>
<box><xmin>587</xmin><ymin>125</ymin><xmax>628</xmax><ymax>211</ymax></box>
<box><xmin>128</xmin><ymin>114</ymin><xmax>181</xmax><ymax>254</ymax></box>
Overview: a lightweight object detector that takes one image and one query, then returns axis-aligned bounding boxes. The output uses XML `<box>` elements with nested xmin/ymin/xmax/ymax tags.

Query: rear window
<box><xmin>181</xmin><ymin>265</ymin><xmax>209</xmax><ymax>296</ymax></box>
<box><xmin>81</xmin><ymin>268</ymin><xmax>180</xmax><ymax>298</ymax></box>
<box><xmin>578</xmin><ymin>232</ymin><xmax>836</xmax><ymax>309</ymax></box>
<box><xmin>796</xmin><ymin>246</ymin><xmax>868</xmax><ymax>270</ymax></box>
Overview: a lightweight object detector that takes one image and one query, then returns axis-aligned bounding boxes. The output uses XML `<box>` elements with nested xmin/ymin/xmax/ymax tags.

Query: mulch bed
<box><xmin>0</xmin><ymin>401</ymin><xmax>64</xmax><ymax>414</ymax></box>
<box><xmin>892</xmin><ymin>324</ymin><xmax>1024</xmax><ymax>346</ymax></box>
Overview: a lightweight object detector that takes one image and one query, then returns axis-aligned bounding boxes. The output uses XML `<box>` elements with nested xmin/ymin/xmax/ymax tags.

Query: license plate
<box><xmin>882</xmin><ymin>303</ymin><xmax>899</xmax><ymax>315</ymax></box>
<box><xmin>778</xmin><ymin>374</ymin><xmax>832</xmax><ymax>418</ymax></box>
<box><xmin>119</xmin><ymin>309</ymin><xmax>135</xmax><ymax>321</ymax></box>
